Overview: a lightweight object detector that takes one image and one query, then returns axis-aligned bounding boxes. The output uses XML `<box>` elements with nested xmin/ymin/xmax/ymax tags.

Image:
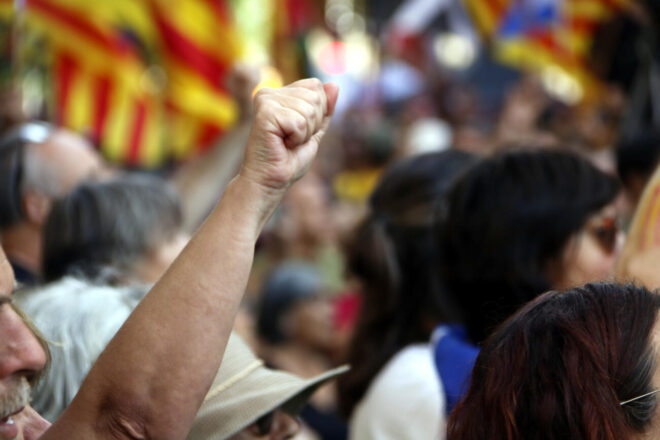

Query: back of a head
<box><xmin>42</xmin><ymin>173</ymin><xmax>183</xmax><ymax>283</ymax></box>
<box><xmin>439</xmin><ymin>149</ymin><xmax>620</xmax><ymax>343</ymax></box>
<box><xmin>447</xmin><ymin>283</ymin><xmax>660</xmax><ymax>440</ymax></box>
<box><xmin>338</xmin><ymin>149</ymin><xmax>477</xmax><ymax>417</ymax></box>
<box><xmin>616</xmin><ymin>132</ymin><xmax>660</xmax><ymax>188</ymax></box>
<box><xmin>14</xmin><ymin>278</ymin><xmax>146</xmax><ymax>421</ymax></box>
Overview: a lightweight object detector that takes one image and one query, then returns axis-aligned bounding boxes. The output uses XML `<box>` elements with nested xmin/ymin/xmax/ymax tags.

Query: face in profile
<box><xmin>0</xmin><ymin>250</ymin><xmax>50</xmax><ymax>440</ymax></box>
<box><xmin>553</xmin><ymin>203</ymin><xmax>624</xmax><ymax>290</ymax></box>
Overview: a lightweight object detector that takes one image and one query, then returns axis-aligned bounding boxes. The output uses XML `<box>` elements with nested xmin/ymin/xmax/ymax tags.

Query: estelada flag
<box><xmin>10</xmin><ymin>0</ymin><xmax>241</xmax><ymax>167</ymax></box>
<box><xmin>464</xmin><ymin>0</ymin><xmax>628</xmax><ymax>102</ymax></box>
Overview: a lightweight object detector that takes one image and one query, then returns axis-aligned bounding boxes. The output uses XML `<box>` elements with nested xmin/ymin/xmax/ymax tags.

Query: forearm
<box><xmin>42</xmin><ymin>175</ymin><xmax>277</xmax><ymax>440</ymax></box>
<box><xmin>174</xmin><ymin>122</ymin><xmax>251</xmax><ymax>232</ymax></box>
<box><xmin>40</xmin><ymin>78</ymin><xmax>338</xmax><ymax>440</ymax></box>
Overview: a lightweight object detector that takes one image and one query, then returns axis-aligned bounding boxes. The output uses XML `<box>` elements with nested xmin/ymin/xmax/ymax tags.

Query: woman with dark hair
<box><xmin>256</xmin><ymin>261</ymin><xmax>347</xmax><ymax>440</ymax></box>
<box><xmin>434</xmin><ymin>149</ymin><xmax>623</xmax><ymax>413</ymax></box>
<box><xmin>447</xmin><ymin>283</ymin><xmax>660</xmax><ymax>440</ymax></box>
<box><xmin>42</xmin><ymin>173</ymin><xmax>187</xmax><ymax>284</ymax></box>
<box><xmin>337</xmin><ymin>150</ymin><xmax>477</xmax><ymax>439</ymax></box>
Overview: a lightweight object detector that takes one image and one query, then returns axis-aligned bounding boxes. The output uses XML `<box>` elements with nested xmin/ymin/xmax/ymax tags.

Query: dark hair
<box><xmin>42</xmin><ymin>173</ymin><xmax>183</xmax><ymax>283</ymax></box>
<box><xmin>257</xmin><ymin>262</ymin><xmax>323</xmax><ymax>345</ymax></box>
<box><xmin>337</xmin><ymin>150</ymin><xmax>477</xmax><ymax>417</ymax></box>
<box><xmin>438</xmin><ymin>149</ymin><xmax>620</xmax><ymax>343</ymax></box>
<box><xmin>616</xmin><ymin>131</ymin><xmax>660</xmax><ymax>186</ymax></box>
<box><xmin>0</xmin><ymin>122</ymin><xmax>54</xmax><ymax>228</ymax></box>
<box><xmin>447</xmin><ymin>283</ymin><xmax>660</xmax><ymax>440</ymax></box>
<box><xmin>0</xmin><ymin>138</ymin><xmax>25</xmax><ymax>228</ymax></box>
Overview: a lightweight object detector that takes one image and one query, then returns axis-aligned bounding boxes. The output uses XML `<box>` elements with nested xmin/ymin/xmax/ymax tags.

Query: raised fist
<box><xmin>240</xmin><ymin>78</ymin><xmax>339</xmax><ymax>195</ymax></box>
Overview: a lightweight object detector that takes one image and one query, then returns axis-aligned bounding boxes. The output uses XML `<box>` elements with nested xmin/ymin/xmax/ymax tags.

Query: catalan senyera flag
<box><xmin>464</xmin><ymin>0</ymin><xmax>627</xmax><ymax>101</ymax></box>
<box><xmin>14</xmin><ymin>0</ymin><xmax>241</xmax><ymax>167</ymax></box>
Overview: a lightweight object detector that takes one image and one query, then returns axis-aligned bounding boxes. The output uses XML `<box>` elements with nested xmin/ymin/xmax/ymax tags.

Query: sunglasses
<box><xmin>584</xmin><ymin>215</ymin><xmax>622</xmax><ymax>254</ymax></box>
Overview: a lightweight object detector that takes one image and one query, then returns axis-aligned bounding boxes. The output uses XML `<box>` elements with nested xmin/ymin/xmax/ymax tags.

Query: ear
<box><xmin>22</xmin><ymin>190</ymin><xmax>52</xmax><ymax>226</ymax></box>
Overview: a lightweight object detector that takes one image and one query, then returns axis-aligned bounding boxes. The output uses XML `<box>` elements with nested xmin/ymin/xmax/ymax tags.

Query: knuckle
<box><xmin>294</xmin><ymin>114</ymin><xmax>308</xmax><ymax>132</ymax></box>
<box><xmin>308</xmin><ymin>92</ymin><xmax>321</xmax><ymax>107</ymax></box>
<box><xmin>253</xmin><ymin>87</ymin><xmax>272</xmax><ymax>102</ymax></box>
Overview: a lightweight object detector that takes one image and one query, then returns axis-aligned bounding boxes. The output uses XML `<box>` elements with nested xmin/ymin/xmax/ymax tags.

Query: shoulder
<box><xmin>349</xmin><ymin>344</ymin><xmax>445</xmax><ymax>439</ymax></box>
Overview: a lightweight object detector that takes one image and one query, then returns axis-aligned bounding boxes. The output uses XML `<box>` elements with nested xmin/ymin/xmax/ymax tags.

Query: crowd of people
<box><xmin>3</xmin><ymin>56</ymin><xmax>660</xmax><ymax>440</ymax></box>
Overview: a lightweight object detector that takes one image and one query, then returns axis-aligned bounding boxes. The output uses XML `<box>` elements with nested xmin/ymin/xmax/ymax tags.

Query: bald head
<box><xmin>23</xmin><ymin>129</ymin><xmax>107</xmax><ymax>197</ymax></box>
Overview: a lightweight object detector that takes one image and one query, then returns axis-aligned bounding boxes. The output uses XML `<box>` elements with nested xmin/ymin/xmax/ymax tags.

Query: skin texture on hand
<box><xmin>241</xmin><ymin>79</ymin><xmax>339</xmax><ymax>196</ymax></box>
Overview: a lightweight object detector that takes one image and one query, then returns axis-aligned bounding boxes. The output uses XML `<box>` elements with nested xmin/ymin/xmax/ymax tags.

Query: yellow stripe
<box><xmin>25</xmin><ymin>12</ymin><xmax>147</xmax><ymax>91</ymax></box>
<box><xmin>64</xmin><ymin>67</ymin><xmax>93</xmax><ymax>133</ymax></box>
<box><xmin>138</xmin><ymin>101</ymin><xmax>165</xmax><ymax>167</ymax></box>
<box><xmin>556</xmin><ymin>29</ymin><xmax>590</xmax><ymax>55</ymax></box>
<box><xmin>167</xmin><ymin>65</ymin><xmax>238</xmax><ymax>127</ymax></box>
<box><xmin>153</xmin><ymin>0</ymin><xmax>241</xmax><ymax>62</ymax></box>
<box><xmin>102</xmin><ymin>85</ymin><xmax>133</xmax><ymax>163</ymax></box>
<box><xmin>495</xmin><ymin>38</ymin><xmax>600</xmax><ymax>101</ymax></box>
<box><xmin>32</xmin><ymin>0</ymin><xmax>157</xmax><ymax>43</ymax></box>
<box><xmin>0</xmin><ymin>1</ymin><xmax>14</xmax><ymax>17</ymax></box>
<box><xmin>169</xmin><ymin>113</ymin><xmax>201</xmax><ymax>158</ymax></box>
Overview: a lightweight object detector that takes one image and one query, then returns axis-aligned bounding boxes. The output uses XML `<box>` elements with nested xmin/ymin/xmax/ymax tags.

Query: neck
<box><xmin>1</xmin><ymin>222</ymin><xmax>42</xmax><ymax>275</ymax></box>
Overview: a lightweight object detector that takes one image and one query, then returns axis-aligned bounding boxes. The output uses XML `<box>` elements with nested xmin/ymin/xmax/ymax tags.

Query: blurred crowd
<box><xmin>5</xmin><ymin>1</ymin><xmax>660</xmax><ymax>440</ymax></box>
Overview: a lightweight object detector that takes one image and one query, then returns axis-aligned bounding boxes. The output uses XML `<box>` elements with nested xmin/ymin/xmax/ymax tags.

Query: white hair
<box><xmin>14</xmin><ymin>277</ymin><xmax>147</xmax><ymax>421</ymax></box>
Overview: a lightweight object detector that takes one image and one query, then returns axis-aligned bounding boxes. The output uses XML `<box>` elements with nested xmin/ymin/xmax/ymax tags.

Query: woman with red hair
<box><xmin>447</xmin><ymin>283</ymin><xmax>660</xmax><ymax>440</ymax></box>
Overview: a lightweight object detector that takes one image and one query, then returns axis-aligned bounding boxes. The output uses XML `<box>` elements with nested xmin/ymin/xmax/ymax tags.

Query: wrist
<box><xmin>222</xmin><ymin>173</ymin><xmax>285</xmax><ymax>238</ymax></box>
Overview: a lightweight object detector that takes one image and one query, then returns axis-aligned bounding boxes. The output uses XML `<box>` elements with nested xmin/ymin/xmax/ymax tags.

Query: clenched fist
<box><xmin>240</xmin><ymin>78</ymin><xmax>339</xmax><ymax>196</ymax></box>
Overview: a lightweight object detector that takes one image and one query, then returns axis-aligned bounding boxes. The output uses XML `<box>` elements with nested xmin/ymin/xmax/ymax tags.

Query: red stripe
<box><xmin>482</xmin><ymin>0</ymin><xmax>506</xmax><ymax>29</ymax></box>
<box><xmin>54</xmin><ymin>52</ymin><xmax>77</xmax><ymax>126</ymax></box>
<box><xmin>91</xmin><ymin>74</ymin><xmax>112</xmax><ymax>145</ymax></box>
<box><xmin>568</xmin><ymin>17</ymin><xmax>599</xmax><ymax>34</ymax></box>
<box><xmin>127</xmin><ymin>100</ymin><xmax>147</xmax><ymax>166</ymax></box>
<box><xmin>195</xmin><ymin>123</ymin><xmax>223</xmax><ymax>153</ymax></box>
<box><xmin>27</xmin><ymin>0</ymin><xmax>133</xmax><ymax>57</ymax></box>
<box><xmin>151</xmin><ymin>4</ymin><xmax>228</xmax><ymax>91</ymax></box>
<box><xmin>527</xmin><ymin>29</ymin><xmax>580</xmax><ymax>67</ymax></box>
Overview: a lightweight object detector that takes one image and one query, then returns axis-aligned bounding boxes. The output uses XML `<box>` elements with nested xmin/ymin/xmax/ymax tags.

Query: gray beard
<box><xmin>0</xmin><ymin>376</ymin><xmax>31</xmax><ymax>420</ymax></box>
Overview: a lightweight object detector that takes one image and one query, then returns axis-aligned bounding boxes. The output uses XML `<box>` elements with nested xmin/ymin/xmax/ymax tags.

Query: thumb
<box><xmin>323</xmin><ymin>82</ymin><xmax>340</xmax><ymax>117</ymax></box>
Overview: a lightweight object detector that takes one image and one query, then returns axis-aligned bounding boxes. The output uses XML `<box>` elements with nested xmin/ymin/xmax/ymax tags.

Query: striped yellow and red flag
<box><xmin>13</xmin><ymin>0</ymin><xmax>242</xmax><ymax>167</ymax></box>
<box><xmin>149</xmin><ymin>0</ymin><xmax>241</xmax><ymax>158</ymax></box>
<box><xmin>464</xmin><ymin>0</ymin><xmax>628</xmax><ymax>102</ymax></box>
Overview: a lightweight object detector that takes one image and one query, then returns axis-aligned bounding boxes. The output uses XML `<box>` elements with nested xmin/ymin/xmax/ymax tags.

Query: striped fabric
<box><xmin>8</xmin><ymin>0</ymin><xmax>241</xmax><ymax>167</ymax></box>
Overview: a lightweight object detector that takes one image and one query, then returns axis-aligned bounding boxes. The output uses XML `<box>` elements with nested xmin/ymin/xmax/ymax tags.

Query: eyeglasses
<box><xmin>620</xmin><ymin>389</ymin><xmax>660</xmax><ymax>406</ymax></box>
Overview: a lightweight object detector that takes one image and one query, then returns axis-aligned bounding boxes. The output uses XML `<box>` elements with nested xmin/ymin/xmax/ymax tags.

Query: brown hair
<box><xmin>447</xmin><ymin>283</ymin><xmax>660</xmax><ymax>440</ymax></box>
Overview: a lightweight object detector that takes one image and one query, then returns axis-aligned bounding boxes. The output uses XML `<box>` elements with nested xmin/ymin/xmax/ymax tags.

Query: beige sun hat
<box><xmin>187</xmin><ymin>332</ymin><xmax>349</xmax><ymax>440</ymax></box>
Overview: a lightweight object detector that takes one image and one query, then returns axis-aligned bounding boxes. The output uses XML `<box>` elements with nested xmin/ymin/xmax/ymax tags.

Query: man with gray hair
<box><xmin>0</xmin><ymin>123</ymin><xmax>108</xmax><ymax>284</ymax></box>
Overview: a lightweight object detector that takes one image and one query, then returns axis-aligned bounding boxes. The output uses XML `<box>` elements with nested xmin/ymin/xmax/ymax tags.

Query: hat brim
<box><xmin>187</xmin><ymin>364</ymin><xmax>349</xmax><ymax>440</ymax></box>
